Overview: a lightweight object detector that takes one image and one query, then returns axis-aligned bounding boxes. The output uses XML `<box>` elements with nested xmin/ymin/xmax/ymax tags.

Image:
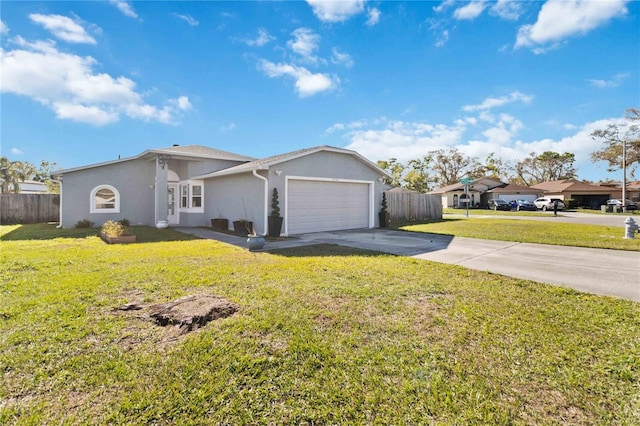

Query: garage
<box><xmin>286</xmin><ymin>178</ymin><xmax>372</xmax><ymax>234</ymax></box>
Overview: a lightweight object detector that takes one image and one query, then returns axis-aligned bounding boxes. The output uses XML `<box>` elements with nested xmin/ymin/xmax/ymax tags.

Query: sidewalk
<box><xmin>175</xmin><ymin>227</ymin><xmax>640</xmax><ymax>302</ymax></box>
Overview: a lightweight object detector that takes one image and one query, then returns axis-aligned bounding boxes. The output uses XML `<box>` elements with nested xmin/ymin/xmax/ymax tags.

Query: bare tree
<box><xmin>512</xmin><ymin>151</ymin><xmax>577</xmax><ymax>186</ymax></box>
<box><xmin>591</xmin><ymin>107</ymin><xmax>640</xmax><ymax>179</ymax></box>
<box><xmin>429</xmin><ymin>148</ymin><xmax>479</xmax><ymax>186</ymax></box>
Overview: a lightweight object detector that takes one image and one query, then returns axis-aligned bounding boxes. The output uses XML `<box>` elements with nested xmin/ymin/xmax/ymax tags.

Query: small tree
<box><xmin>270</xmin><ymin>188</ymin><xmax>280</xmax><ymax>217</ymax></box>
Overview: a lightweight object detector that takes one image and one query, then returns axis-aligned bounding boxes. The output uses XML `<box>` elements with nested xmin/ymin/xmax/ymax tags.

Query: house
<box><xmin>0</xmin><ymin>179</ymin><xmax>49</xmax><ymax>194</ymax></box>
<box><xmin>52</xmin><ymin>145</ymin><xmax>392</xmax><ymax>235</ymax></box>
<box><xmin>430</xmin><ymin>178</ymin><xmax>539</xmax><ymax>208</ymax></box>
<box><xmin>530</xmin><ymin>179</ymin><xmax>624</xmax><ymax>209</ymax></box>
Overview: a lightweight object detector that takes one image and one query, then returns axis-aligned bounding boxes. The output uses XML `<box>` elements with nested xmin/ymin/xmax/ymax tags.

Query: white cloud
<box><xmin>29</xmin><ymin>14</ymin><xmax>96</xmax><ymax>44</ymax></box>
<box><xmin>258</xmin><ymin>59</ymin><xmax>338</xmax><ymax>97</ymax></box>
<box><xmin>245</xmin><ymin>28</ymin><xmax>275</xmax><ymax>47</ymax></box>
<box><xmin>331</xmin><ymin>111</ymin><xmax>615</xmax><ymax>181</ymax></box>
<box><xmin>331</xmin><ymin>47</ymin><xmax>354</xmax><ymax>68</ymax></box>
<box><xmin>306</xmin><ymin>0</ymin><xmax>366</xmax><ymax>22</ymax></box>
<box><xmin>587</xmin><ymin>72</ymin><xmax>629</xmax><ymax>88</ymax></box>
<box><xmin>463</xmin><ymin>91</ymin><xmax>533</xmax><ymax>112</ymax></box>
<box><xmin>175</xmin><ymin>14</ymin><xmax>199</xmax><ymax>26</ymax></box>
<box><xmin>0</xmin><ymin>37</ymin><xmax>189</xmax><ymax>126</ymax></box>
<box><xmin>435</xmin><ymin>29</ymin><xmax>449</xmax><ymax>48</ymax></box>
<box><xmin>366</xmin><ymin>8</ymin><xmax>381</xmax><ymax>26</ymax></box>
<box><xmin>453</xmin><ymin>1</ymin><xmax>488</xmax><ymax>20</ymax></box>
<box><xmin>220</xmin><ymin>122</ymin><xmax>236</xmax><ymax>132</ymax></box>
<box><xmin>515</xmin><ymin>0</ymin><xmax>629</xmax><ymax>50</ymax></box>
<box><xmin>109</xmin><ymin>0</ymin><xmax>139</xmax><ymax>19</ymax></box>
<box><xmin>1</xmin><ymin>20</ymin><xmax>8</xmax><ymax>35</ymax></box>
<box><xmin>288</xmin><ymin>28</ymin><xmax>321</xmax><ymax>64</ymax></box>
<box><xmin>490</xmin><ymin>0</ymin><xmax>524</xmax><ymax>20</ymax></box>
<box><xmin>433</xmin><ymin>0</ymin><xmax>456</xmax><ymax>13</ymax></box>
<box><xmin>341</xmin><ymin>118</ymin><xmax>468</xmax><ymax>162</ymax></box>
<box><xmin>11</xmin><ymin>148</ymin><xmax>23</xmax><ymax>155</ymax></box>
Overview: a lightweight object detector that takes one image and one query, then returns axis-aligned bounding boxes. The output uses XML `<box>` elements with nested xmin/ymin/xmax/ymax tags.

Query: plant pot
<box><xmin>101</xmin><ymin>231</ymin><xmax>136</xmax><ymax>244</ymax></box>
<box><xmin>233</xmin><ymin>220</ymin><xmax>253</xmax><ymax>235</ymax></box>
<box><xmin>247</xmin><ymin>235</ymin><xmax>266</xmax><ymax>251</ymax></box>
<box><xmin>268</xmin><ymin>216</ymin><xmax>283</xmax><ymax>238</ymax></box>
<box><xmin>155</xmin><ymin>220</ymin><xmax>169</xmax><ymax>229</ymax></box>
<box><xmin>211</xmin><ymin>218</ymin><xmax>228</xmax><ymax>231</ymax></box>
<box><xmin>378</xmin><ymin>211</ymin><xmax>390</xmax><ymax>228</ymax></box>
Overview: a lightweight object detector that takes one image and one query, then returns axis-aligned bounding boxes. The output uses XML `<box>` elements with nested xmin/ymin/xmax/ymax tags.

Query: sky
<box><xmin>1</xmin><ymin>0</ymin><xmax>638</xmax><ymax>182</ymax></box>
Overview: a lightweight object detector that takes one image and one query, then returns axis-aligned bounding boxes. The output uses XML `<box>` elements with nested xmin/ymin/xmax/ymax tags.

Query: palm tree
<box><xmin>0</xmin><ymin>157</ymin><xmax>35</xmax><ymax>193</ymax></box>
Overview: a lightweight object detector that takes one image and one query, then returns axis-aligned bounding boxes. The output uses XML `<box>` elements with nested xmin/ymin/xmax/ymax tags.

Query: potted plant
<box><xmin>378</xmin><ymin>191</ymin><xmax>390</xmax><ymax>228</ymax></box>
<box><xmin>268</xmin><ymin>188</ymin><xmax>283</xmax><ymax>238</ymax></box>
<box><xmin>211</xmin><ymin>217</ymin><xmax>228</xmax><ymax>231</ymax></box>
<box><xmin>100</xmin><ymin>220</ymin><xmax>136</xmax><ymax>244</ymax></box>
<box><xmin>246</xmin><ymin>224</ymin><xmax>266</xmax><ymax>251</ymax></box>
<box><xmin>233</xmin><ymin>219</ymin><xmax>253</xmax><ymax>235</ymax></box>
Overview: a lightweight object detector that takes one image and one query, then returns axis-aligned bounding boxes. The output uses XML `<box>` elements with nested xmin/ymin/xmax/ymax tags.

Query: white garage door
<box><xmin>287</xmin><ymin>179</ymin><xmax>371</xmax><ymax>234</ymax></box>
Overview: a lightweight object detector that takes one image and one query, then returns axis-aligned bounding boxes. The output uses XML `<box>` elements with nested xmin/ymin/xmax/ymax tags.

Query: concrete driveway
<box><xmin>176</xmin><ymin>227</ymin><xmax>640</xmax><ymax>303</ymax></box>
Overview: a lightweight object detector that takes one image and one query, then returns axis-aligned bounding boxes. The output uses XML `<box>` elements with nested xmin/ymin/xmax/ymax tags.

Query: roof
<box><xmin>430</xmin><ymin>177</ymin><xmax>504</xmax><ymax>194</ymax></box>
<box><xmin>531</xmin><ymin>179</ymin><xmax>614</xmax><ymax>193</ymax></box>
<box><xmin>53</xmin><ymin>145</ymin><xmax>253</xmax><ymax>176</ymax></box>
<box><xmin>486</xmin><ymin>183</ymin><xmax>540</xmax><ymax>194</ymax></box>
<box><xmin>193</xmin><ymin>145</ymin><xmax>393</xmax><ymax>179</ymax></box>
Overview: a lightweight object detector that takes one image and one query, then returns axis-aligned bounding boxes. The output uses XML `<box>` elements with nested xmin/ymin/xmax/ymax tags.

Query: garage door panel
<box><xmin>287</xmin><ymin>180</ymin><xmax>370</xmax><ymax>234</ymax></box>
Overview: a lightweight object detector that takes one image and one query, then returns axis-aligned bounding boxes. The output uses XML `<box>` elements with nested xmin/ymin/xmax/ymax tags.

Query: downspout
<box><xmin>52</xmin><ymin>179</ymin><xmax>63</xmax><ymax>228</ymax></box>
<box><xmin>252</xmin><ymin>169</ymin><xmax>269</xmax><ymax>236</ymax></box>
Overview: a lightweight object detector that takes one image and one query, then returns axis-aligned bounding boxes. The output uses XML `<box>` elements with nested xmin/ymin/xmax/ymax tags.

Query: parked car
<box><xmin>515</xmin><ymin>199</ymin><xmax>537</xmax><ymax>211</ymax></box>
<box><xmin>605</xmin><ymin>199</ymin><xmax>638</xmax><ymax>210</ymax></box>
<box><xmin>487</xmin><ymin>199</ymin><xmax>511</xmax><ymax>211</ymax></box>
<box><xmin>534</xmin><ymin>197</ymin><xmax>565</xmax><ymax>211</ymax></box>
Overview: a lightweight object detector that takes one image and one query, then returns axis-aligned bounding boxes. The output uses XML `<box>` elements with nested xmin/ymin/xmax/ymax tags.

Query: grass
<box><xmin>399</xmin><ymin>218</ymin><xmax>640</xmax><ymax>251</ymax></box>
<box><xmin>1</xmin><ymin>224</ymin><xmax>639</xmax><ymax>424</ymax></box>
<box><xmin>444</xmin><ymin>208</ymin><xmax>550</xmax><ymax>217</ymax></box>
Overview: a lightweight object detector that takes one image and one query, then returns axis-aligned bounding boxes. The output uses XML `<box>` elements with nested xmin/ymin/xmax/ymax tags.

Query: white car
<box><xmin>606</xmin><ymin>199</ymin><xmax>638</xmax><ymax>210</ymax></box>
<box><xmin>534</xmin><ymin>197</ymin><xmax>565</xmax><ymax>211</ymax></box>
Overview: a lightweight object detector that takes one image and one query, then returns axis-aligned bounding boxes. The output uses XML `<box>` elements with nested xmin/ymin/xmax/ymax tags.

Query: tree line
<box><xmin>0</xmin><ymin>157</ymin><xmax>60</xmax><ymax>194</ymax></box>
<box><xmin>378</xmin><ymin>107</ymin><xmax>639</xmax><ymax>192</ymax></box>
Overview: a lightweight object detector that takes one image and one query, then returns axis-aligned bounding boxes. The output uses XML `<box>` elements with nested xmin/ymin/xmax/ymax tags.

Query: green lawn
<box><xmin>400</xmin><ymin>218</ymin><xmax>640</xmax><ymax>251</ymax></box>
<box><xmin>1</xmin><ymin>224</ymin><xmax>639</xmax><ymax>424</ymax></box>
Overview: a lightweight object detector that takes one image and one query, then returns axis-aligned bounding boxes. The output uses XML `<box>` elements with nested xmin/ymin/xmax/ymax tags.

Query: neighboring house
<box><xmin>596</xmin><ymin>181</ymin><xmax>640</xmax><ymax>205</ymax></box>
<box><xmin>430</xmin><ymin>178</ymin><xmax>538</xmax><ymax>208</ymax></box>
<box><xmin>530</xmin><ymin>179</ymin><xmax>623</xmax><ymax>209</ymax></box>
<box><xmin>0</xmin><ymin>179</ymin><xmax>49</xmax><ymax>194</ymax></box>
<box><xmin>483</xmin><ymin>183</ymin><xmax>540</xmax><ymax>205</ymax></box>
<box><xmin>53</xmin><ymin>145</ymin><xmax>392</xmax><ymax>235</ymax></box>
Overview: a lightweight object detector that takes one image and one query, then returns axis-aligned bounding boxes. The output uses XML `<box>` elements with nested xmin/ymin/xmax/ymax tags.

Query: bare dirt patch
<box><xmin>147</xmin><ymin>294</ymin><xmax>239</xmax><ymax>334</ymax></box>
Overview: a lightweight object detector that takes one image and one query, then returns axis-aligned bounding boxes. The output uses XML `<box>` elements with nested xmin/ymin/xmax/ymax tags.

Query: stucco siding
<box><xmin>264</xmin><ymin>151</ymin><xmax>385</xmax><ymax>226</ymax></box>
<box><xmin>203</xmin><ymin>173</ymin><xmax>265</xmax><ymax>233</ymax></box>
<box><xmin>60</xmin><ymin>159</ymin><xmax>155</xmax><ymax>228</ymax></box>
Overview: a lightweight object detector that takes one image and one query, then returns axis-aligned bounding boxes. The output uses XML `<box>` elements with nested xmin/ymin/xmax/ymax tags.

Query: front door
<box><xmin>167</xmin><ymin>184</ymin><xmax>178</xmax><ymax>225</ymax></box>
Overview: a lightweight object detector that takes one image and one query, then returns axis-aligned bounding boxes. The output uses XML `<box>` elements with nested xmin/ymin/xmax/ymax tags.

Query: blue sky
<box><xmin>1</xmin><ymin>0</ymin><xmax>638</xmax><ymax>182</ymax></box>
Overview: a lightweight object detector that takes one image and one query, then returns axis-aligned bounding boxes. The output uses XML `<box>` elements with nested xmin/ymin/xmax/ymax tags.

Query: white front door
<box><xmin>167</xmin><ymin>184</ymin><xmax>179</xmax><ymax>225</ymax></box>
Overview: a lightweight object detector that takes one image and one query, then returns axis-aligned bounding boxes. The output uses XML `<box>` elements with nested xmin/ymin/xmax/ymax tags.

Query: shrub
<box><xmin>119</xmin><ymin>218</ymin><xmax>130</xmax><ymax>227</ymax></box>
<box><xmin>75</xmin><ymin>219</ymin><xmax>93</xmax><ymax>228</ymax></box>
<box><xmin>270</xmin><ymin>188</ymin><xmax>280</xmax><ymax>217</ymax></box>
<box><xmin>101</xmin><ymin>220</ymin><xmax>126</xmax><ymax>237</ymax></box>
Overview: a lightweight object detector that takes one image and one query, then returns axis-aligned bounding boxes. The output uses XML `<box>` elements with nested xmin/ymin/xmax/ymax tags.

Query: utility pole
<box><xmin>622</xmin><ymin>139</ymin><xmax>627</xmax><ymax>213</ymax></box>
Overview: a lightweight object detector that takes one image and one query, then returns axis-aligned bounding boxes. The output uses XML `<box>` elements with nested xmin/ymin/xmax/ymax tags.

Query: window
<box><xmin>90</xmin><ymin>185</ymin><xmax>120</xmax><ymax>213</ymax></box>
<box><xmin>192</xmin><ymin>185</ymin><xmax>202</xmax><ymax>207</ymax></box>
<box><xmin>179</xmin><ymin>180</ymin><xmax>204</xmax><ymax>212</ymax></box>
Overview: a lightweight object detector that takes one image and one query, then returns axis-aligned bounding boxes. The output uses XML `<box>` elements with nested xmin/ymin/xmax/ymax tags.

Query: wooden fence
<box><xmin>387</xmin><ymin>191</ymin><xmax>442</xmax><ymax>222</ymax></box>
<box><xmin>0</xmin><ymin>194</ymin><xmax>60</xmax><ymax>224</ymax></box>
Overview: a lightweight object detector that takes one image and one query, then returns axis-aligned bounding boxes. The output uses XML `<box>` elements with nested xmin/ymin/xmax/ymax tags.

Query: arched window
<box><xmin>90</xmin><ymin>185</ymin><xmax>120</xmax><ymax>213</ymax></box>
